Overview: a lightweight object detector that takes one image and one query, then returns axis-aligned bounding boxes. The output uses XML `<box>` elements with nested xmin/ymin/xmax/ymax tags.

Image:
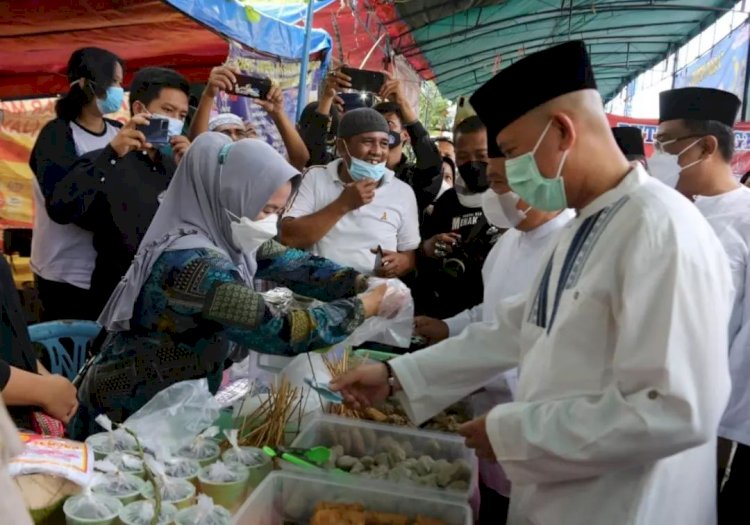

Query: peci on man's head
<box><xmin>336</xmin><ymin>108</ymin><xmax>391</xmax><ymax>170</ymax></box>
<box><xmin>434</xmin><ymin>137</ymin><xmax>455</xmax><ymax>162</ymax></box>
<box><xmin>612</xmin><ymin>126</ymin><xmax>647</xmax><ymax>168</ymax></box>
<box><xmin>129</xmin><ymin>67</ymin><xmax>190</xmax><ymax>122</ymax></box>
<box><xmin>209</xmin><ymin>113</ymin><xmax>254</xmax><ymax>142</ymax></box>
<box><xmin>470</xmin><ymin>40</ymin><xmax>629</xmax><ymax>211</ymax></box>
<box><xmin>656</xmin><ymin>87</ymin><xmax>739</xmax><ymax>180</ymax></box>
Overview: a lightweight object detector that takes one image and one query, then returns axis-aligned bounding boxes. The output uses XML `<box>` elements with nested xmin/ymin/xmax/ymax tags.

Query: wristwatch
<box><xmin>384</xmin><ymin>360</ymin><xmax>397</xmax><ymax>397</ymax></box>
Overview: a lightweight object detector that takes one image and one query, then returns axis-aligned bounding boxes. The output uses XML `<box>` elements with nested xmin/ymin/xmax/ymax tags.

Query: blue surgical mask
<box><xmin>343</xmin><ymin>141</ymin><xmax>387</xmax><ymax>182</ymax></box>
<box><xmin>349</xmin><ymin>156</ymin><xmax>387</xmax><ymax>182</ymax></box>
<box><xmin>505</xmin><ymin>120</ymin><xmax>570</xmax><ymax>212</ymax></box>
<box><xmin>96</xmin><ymin>86</ymin><xmax>124</xmax><ymax>115</ymax></box>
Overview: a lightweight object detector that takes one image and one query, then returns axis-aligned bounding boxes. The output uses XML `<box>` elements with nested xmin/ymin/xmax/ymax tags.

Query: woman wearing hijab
<box><xmin>68</xmin><ymin>133</ymin><xmax>387</xmax><ymax>439</ymax></box>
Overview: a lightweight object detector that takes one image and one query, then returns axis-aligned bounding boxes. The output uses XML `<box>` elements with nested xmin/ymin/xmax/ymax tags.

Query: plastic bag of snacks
<box><xmin>86</xmin><ymin>415</ymin><xmax>138</xmax><ymax>459</ymax></box>
<box><xmin>176</xmin><ymin>427</ymin><xmax>221</xmax><ymax>466</ymax></box>
<box><xmin>119</xmin><ymin>500</ymin><xmax>178</xmax><ymax>525</ymax></box>
<box><xmin>174</xmin><ymin>494</ymin><xmax>231</xmax><ymax>525</ymax></box>
<box><xmin>91</xmin><ymin>462</ymin><xmax>144</xmax><ymax>503</ymax></box>
<box><xmin>102</xmin><ymin>451</ymin><xmax>143</xmax><ymax>477</ymax></box>
<box><xmin>63</xmin><ymin>486</ymin><xmax>122</xmax><ymax>524</ymax></box>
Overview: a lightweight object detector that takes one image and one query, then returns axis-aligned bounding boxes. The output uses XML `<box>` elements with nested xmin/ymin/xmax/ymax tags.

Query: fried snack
<box><xmin>311</xmin><ymin>508</ymin><xmax>365</xmax><ymax>525</ymax></box>
<box><xmin>363</xmin><ymin>407</ymin><xmax>389</xmax><ymax>423</ymax></box>
<box><xmin>315</xmin><ymin>502</ymin><xmax>365</xmax><ymax>513</ymax></box>
<box><xmin>364</xmin><ymin>510</ymin><xmax>410</xmax><ymax>525</ymax></box>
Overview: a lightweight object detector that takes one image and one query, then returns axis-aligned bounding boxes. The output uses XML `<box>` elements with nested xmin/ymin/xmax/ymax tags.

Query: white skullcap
<box><xmin>208</xmin><ymin>113</ymin><xmax>245</xmax><ymax>132</ymax></box>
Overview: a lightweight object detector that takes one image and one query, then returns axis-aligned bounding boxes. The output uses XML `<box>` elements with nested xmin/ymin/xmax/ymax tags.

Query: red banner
<box><xmin>607</xmin><ymin>114</ymin><xmax>750</xmax><ymax>178</ymax></box>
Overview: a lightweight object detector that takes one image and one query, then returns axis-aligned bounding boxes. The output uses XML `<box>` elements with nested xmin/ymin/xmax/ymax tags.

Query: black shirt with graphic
<box><xmin>415</xmin><ymin>189</ymin><xmax>500</xmax><ymax>319</ymax></box>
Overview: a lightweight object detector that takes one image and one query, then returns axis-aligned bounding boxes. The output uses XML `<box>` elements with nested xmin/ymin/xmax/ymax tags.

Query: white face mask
<box><xmin>436</xmin><ymin>179</ymin><xmax>452</xmax><ymax>200</ymax></box>
<box><xmin>227</xmin><ymin>211</ymin><xmax>278</xmax><ymax>255</ymax></box>
<box><xmin>648</xmin><ymin>138</ymin><xmax>703</xmax><ymax>188</ymax></box>
<box><xmin>481</xmin><ymin>189</ymin><xmax>529</xmax><ymax>229</ymax></box>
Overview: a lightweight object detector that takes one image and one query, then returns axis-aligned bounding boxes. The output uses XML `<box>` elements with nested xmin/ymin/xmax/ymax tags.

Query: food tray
<box><xmin>232</xmin><ymin>470</ymin><xmax>472</xmax><ymax>525</ymax></box>
<box><xmin>288</xmin><ymin>415</ymin><xmax>477</xmax><ymax>501</ymax></box>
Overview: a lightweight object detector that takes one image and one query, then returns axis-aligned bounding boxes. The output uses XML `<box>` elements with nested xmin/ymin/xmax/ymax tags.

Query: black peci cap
<box><xmin>470</xmin><ymin>40</ymin><xmax>597</xmax><ymax>143</ymax></box>
<box><xmin>659</xmin><ymin>87</ymin><xmax>740</xmax><ymax>127</ymax></box>
<box><xmin>611</xmin><ymin>126</ymin><xmax>645</xmax><ymax>157</ymax></box>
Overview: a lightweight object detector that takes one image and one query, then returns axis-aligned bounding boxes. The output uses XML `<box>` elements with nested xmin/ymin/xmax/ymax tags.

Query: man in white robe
<box><xmin>656</xmin><ymin>87</ymin><xmax>750</xmax><ymax>523</ymax></box>
<box><xmin>415</xmin><ymin>155</ymin><xmax>574</xmax><ymax>522</ymax></box>
<box><xmin>332</xmin><ymin>40</ymin><xmax>733</xmax><ymax>525</ymax></box>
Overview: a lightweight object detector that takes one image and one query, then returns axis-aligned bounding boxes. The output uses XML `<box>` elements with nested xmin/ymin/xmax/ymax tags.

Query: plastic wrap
<box><xmin>177</xmin><ymin>427</ymin><xmax>222</xmax><ymax>464</ymax></box>
<box><xmin>164</xmin><ymin>457</ymin><xmax>201</xmax><ymax>480</ymax></box>
<box><xmin>119</xmin><ymin>500</ymin><xmax>178</xmax><ymax>525</ymax></box>
<box><xmin>91</xmin><ymin>470</ymin><xmax>144</xmax><ymax>498</ymax></box>
<box><xmin>174</xmin><ymin>494</ymin><xmax>231</xmax><ymax>525</ymax></box>
<box><xmin>343</xmin><ymin>278</ymin><xmax>415</xmax><ymax>348</ymax></box>
<box><xmin>123</xmin><ymin>379</ymin><xmax>221</xmax><ymax>459</ymax></box>
<box><xmin>201</xmin><ymin>461</ymin><xmax>246</xmax><ymax>483</ymax></box>
<box><xmin>142</xmin><ymin>456</ymin><xmax>197</xmax><ymax>505</ymax></box>
<box><xmin>223</xmin><ymin>430</ymin><xmax>267</xmax><ymax>467</ymax></box>
<box><xmin>102</xmin><ymin>451</ymin><xmax>143</xmax><ymax>476</ymax></box>
<box><xmin>62</xmin><ymin>489</ymin><xmax>122</xmax><ymax>521</ymax></box>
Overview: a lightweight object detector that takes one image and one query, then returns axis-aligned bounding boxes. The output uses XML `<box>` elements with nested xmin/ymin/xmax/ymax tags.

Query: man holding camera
<box><xmin>281</xmin><ymin>108</ymin><xmax>420</xmax><ymax>277</ymax></box>
<box><xmin>47</xmin><ymin>67</ymin><xmax>191</xmax><ymax>315</ymax></box>
<box><xmin>414</xmin><ymin>115</ymin><xmax>500</xmax><ymax>319</ymax></box>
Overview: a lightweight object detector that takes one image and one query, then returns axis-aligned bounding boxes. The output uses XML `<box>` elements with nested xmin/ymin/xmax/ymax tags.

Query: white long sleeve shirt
<box><xmin>391</xmin><ymin>166</ymin><xmax>732</xmax><ymax>525</ymax></box>
<box><xmin>694</xmin><ymin>186</ymin><xmax>750</xmax><ymax>446</ymax></box>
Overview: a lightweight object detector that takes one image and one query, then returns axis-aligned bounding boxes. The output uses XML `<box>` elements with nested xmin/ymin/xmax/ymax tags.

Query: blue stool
<box><xmin>28</xmin><ymin>320</ymin><xmax>101</xmax><ymax>380</ymax></box>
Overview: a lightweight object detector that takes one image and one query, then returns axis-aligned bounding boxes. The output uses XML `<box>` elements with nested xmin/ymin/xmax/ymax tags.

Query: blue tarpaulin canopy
<box><xmin>378</xmin><ymin>0</ymin><xmax>740</xmax><ymax>101</ymax></box>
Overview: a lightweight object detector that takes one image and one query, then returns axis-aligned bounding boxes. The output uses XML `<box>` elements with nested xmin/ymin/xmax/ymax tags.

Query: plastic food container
<box><xmin>91</xmin><ymin>472</ymin><xmax>145</xmax><ymax>505</ymax></box>
<box><xmin>62</xmin><ymin>493</ymin><xmax>123</xmax><ymax>525</ymax></box>
<box><xmin>85</xmin><ymin>431</ymin><xmax>138</xmax><ymax>461</ymax></box>
<box><xmin>175</xmin><ymin>503</ymin><xmax>232</xmax><ymax>525</ymax></box>
<box><xmin>221</xmin><ymin>446</ymin><xmax>272</xmax><ymax>493</ymax></box>
<box><xmin>232</xmin><ymin>470</ymin><xmax>472</xmax><ymax>525</ymax></box>
<box><xmin>197</xmin><ymin>463</ymin><xmax>249</xmax><ymax>513</ymax></box>
<box><xmin>177</xmin><ymin>440</ymin><xmax>221</xmax><ymax>467</ymax></box>
<box><xmin>118</xmin><ymin>500</ymin><xmax>178</xmax><ymax>525</ymax></box>
<box><xmin>290</xmin><ymin>415</ymin><xmax>477</xmax><ymax>501</ymax></box>
<box><xmin>140</xmin><ymin>478</ymin><xmax>196</xmax><ymax>510</ymax></box>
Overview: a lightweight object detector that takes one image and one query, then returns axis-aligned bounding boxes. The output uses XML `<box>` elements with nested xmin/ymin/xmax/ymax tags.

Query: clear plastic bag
<box><xmin>223</xmin><ymin>429</ymin><xmax>267</xmax><ymax>467</ymax></box>
<box><xmin>164</xmin><ymin>457</ymin><xmax>201</xmax><ymax>480</ymax></box>
<box><xmin>92</xmin><ymin>471</ymin><xmax>144</xmax><ymax>498</ymax></box>
<box><xmin>175</xmin><ymin>494</ymin><xmax>231</xmax><ymax>525</ymax></box>
<box><xmin>119</xmin><ymin>500</ymin><xmax>178</xmax><ymax>525</ymax></box>
<box><xmin>63</xmin><ymin>489</ymin><xmax>122</xmax><ymax>520</ymax></box>
<box><xmin>142</xmin><ymin>456</ymin><xmax>197</xmax><ymax>503</ymax></box>
<box><xmin>122</xmin><ymin>379</ymin><xmax>221</xmax><ymax>459</ymax></box>
<box><xmin>177</xmin><ymin>427</ymin><xmax>221</xmax><ymax>462</ymax></box>
<box><xmin>103</xmin><ymin>451</ymin><xmax>143</xmax><ymax>476</ymax></box>
<box><xmin>343</xmin><ymin>278</ymin><xmax>414</xmax><ymax>348</ymax></box>
<box><xmin>201</xmin><ymin>460</ymin><xmax>245</xmax><ymax>483</ymax></box>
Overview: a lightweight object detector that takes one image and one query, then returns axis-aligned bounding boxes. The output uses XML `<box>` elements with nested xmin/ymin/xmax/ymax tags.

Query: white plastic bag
<box><xmin>343</xmin><ymin>278</ymin><xmax>414</xmax><ymax>348</ymax></box>
<box><xmin>119</xmin><ymin>500</ymin><xmax>177</xmax><ymax>525</ymax></box>
<box><xmin>177</xmin><ymin>427</ymin><xmax>221</xmax><ymax>462</ymax></box>
<box><xmin>63</xmin><ymin>486</ymin><xmax>121</xmax><ymax>520</ymax></box>
<box><xmin>123</xmin><ymin>379</ymin><xmax>221</xmax><ymax>459</ymax></box>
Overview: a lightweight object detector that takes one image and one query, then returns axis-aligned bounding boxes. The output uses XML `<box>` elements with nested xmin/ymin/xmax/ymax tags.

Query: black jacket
<box><xmin>414</xmin><ymin>189</ymin><xmax>500</xmax><ymax>318</ymax></box>
<box><xmin>38</xmin><ymin>128</ymin><xmax>176</xmax><ymax>314</ymax></box>
<box><xmin>0</xmin><ymin>257</ymin><xmax>38</xmax><ymax>430</ymax></box>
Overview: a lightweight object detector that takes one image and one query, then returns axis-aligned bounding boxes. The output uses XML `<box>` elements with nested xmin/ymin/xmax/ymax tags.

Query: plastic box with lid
<box><xmin>231</xmin><ymin>470</ymin><xmax>472</xmax><ymax>525</ymax></box>
<box><xmin>288</xmin><ymin>414</ymin><xmax>477</xmax><ymax>501</ymax></box>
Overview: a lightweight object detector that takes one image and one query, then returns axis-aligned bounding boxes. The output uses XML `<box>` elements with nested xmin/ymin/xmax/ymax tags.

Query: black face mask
<box><xmin>457</xmin><ymin>161</ymin><xmax>489</xmax><ymax>193</ymax></box>
<box><xmin>388</xmin><ymin>130</ymin><xmax>402</xmax><ymax>149</ymax></box>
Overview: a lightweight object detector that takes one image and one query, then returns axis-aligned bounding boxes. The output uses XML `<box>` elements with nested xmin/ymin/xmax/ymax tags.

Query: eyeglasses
<box><xmin>653</xmin><ymin>134</ymin><xmax>703</xmax><ymax>153</ymax></box>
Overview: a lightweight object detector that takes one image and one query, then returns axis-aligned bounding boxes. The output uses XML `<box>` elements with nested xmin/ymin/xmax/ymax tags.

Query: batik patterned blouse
<box><xmin>69</xmin><ymin>240</ymin><xmax>365</xmax><ymax>439</ymax></box>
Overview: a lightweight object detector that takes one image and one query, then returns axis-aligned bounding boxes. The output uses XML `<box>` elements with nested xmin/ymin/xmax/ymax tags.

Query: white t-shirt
<box><xmin>30</xmin><ymin>120</ymin><xmax>119</xmax><ymax>289</ymax></box>
<box><xmin>285</xmin><ymin>159</ymin><xmax>421</xmax><ymax>274</ymax></box>
<box><xmin>694</xmin><ymin>185</ymin><xmax>750</xmax><ymax>446</ymax></box>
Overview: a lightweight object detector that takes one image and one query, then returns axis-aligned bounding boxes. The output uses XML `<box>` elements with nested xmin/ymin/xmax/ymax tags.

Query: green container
<box><xmin>177</xmin><ymin>440</ymin><xmax>221</xmax><ymax>468</ymax></box>
<box><xmin>140</xmin><ymin>478</ymin><xmax>196</xmax><ymax>510</ymax></box>
<box><xmin>85</xmin><ymin>432</ymin><xmax>138</xmax><ymax>461</ymax></box>
<box><xmin>62</xmin><ymin>494</ymin><xmax>122</xmax><ymax>525</ymax></box>
<box><xmin>118</xmin><ymin>500</ymin><xmax>178</xmax><ymax>525</ymax></box>
<box><xmin>222</xmin><ymin>447</ymin><xmax>272</xmax><ymax>493</ymax></box>
<box><xmin>164</xmin><ymin>457</ymin><xmax>201</xmax><ymax>487</ymax></box>
<box><xmin>92</xmin><ymin>473</ymin><xmax>145</xmax><ymax>506</ymax></box>
<box><xmin>197</xmin><ymin>464</ymin><xmax>249</xmax><ymax>513</ymax></box>
<box><xmin>174</xmin><ymin>504</ymin><xmax>231</xmax><ymax>525</ymax></box>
